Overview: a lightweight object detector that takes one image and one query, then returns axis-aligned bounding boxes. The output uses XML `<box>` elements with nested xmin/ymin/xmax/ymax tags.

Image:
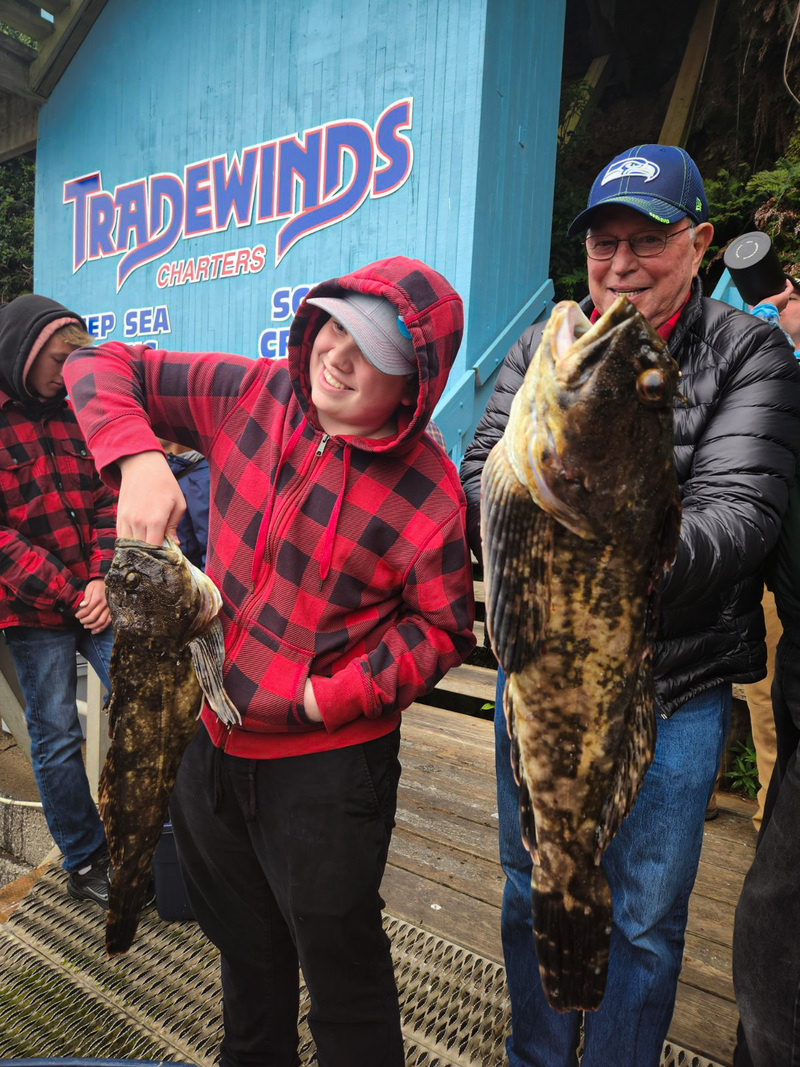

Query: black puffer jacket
<box><xmin>767</xmin><ymin>455</ymin><xmax>800</xmax><ymax>645</ymax></box>
<box><xmin>460</xmin><ymin>280</ymin><xmax>800</xmax><ymax>715</ymax></box>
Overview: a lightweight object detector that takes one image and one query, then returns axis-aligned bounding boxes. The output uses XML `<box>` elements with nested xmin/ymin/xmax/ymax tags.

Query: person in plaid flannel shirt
<box><xmin>64</xmin><ymin>255</ymin><xmax>476</xmax><ymax>1067</ymax></box>
<box><xmin>0</xmin><ymin>295</ymin><xmax>117</xmax><ymax>909</ymax></box>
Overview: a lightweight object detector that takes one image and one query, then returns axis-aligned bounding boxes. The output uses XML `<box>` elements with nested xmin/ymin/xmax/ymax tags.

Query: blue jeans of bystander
<box><xmin>495</xmin><ymin>669</ymin><xmax>731</xmax><ymax>1067</ymax></box>
<box><xmin>5</xmin><ymin>624</ymin><xmax>113</xmax><ymax>871</ymax></box>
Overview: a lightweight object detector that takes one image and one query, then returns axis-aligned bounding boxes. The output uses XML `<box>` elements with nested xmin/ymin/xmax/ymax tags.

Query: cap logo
<box><xmin>601</xmin><ymin>157</ymin><xmax>660</xmax><ymax>185</ymax></box>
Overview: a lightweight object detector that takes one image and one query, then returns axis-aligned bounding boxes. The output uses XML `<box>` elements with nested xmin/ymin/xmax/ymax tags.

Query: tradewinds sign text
<box><xmin>63</xmin><ymin>99</ymin><xmax>413</xmax><ymax>292</ymax></box>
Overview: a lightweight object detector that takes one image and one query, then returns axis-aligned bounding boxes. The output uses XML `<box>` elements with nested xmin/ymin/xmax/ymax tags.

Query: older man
<box><xmin>460</xmin><ymin>144</ymin><xmax>800</xmax><ymax>1067</ymax></box>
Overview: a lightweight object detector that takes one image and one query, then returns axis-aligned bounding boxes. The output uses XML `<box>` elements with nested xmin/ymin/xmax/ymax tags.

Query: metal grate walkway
<box><xmin>0</xmin><ymin>867</ymin><xmax>724</xmax><ymax>1066</ymax></box>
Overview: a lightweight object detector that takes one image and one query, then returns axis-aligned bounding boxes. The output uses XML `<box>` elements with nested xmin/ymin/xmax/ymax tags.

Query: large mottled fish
<box><xmin>481</xmin><ymin>296</ymin><xmax>681</xmax><ymax>1011</ymax></box>
<box><xmin>100</xmin><ymin>537</ymin><xmax>239</xmax><ymax>955</ymax></box>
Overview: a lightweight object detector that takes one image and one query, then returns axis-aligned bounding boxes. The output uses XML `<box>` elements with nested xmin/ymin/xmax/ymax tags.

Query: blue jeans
<box><xmin>5</xmin><ymin>624</ymin><xmax>114</xmax><ymax>871</ymax></box>
<box><xmin>495</xmin><ymin>670</ymin><xmax>731</xmax><ymax>1067</ymax></box>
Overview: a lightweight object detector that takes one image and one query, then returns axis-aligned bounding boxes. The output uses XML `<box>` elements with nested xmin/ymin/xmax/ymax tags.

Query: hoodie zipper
<box><xmin>221</xmin><ymin>431</ymin><xmax>332</xmax><ymax>746</ymax></box>
<box><xmin>229</xmin><ymin>431</ymin><xmax>332</xmax><ymax>643</ymax></box>
<box><xmin>262</xmin><ymin>432</ymin><xmax>330</xmax><ymax>572</ymax></box>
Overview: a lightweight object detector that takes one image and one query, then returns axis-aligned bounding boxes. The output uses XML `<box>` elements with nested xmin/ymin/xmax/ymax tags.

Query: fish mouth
<box><xmin>527</xmin><ymin>298</ymin><xmax>644</xmax><ymax>540</ymax></box>
<box><xmin>552</xmin><ymin>297</ymin><xmax>638</xmax><ymax>390</ymax></box>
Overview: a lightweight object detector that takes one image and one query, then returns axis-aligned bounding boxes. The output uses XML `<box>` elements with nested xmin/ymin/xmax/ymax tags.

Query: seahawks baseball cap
<box><xmin>307</xmin><ymin>291</ymin><xmax>416</xmax><ymax>375</ymax></box>
<box><xmin>568</xmin><ymin>144</ymin><xmax>709</xmax><ymax>236</ymax></box>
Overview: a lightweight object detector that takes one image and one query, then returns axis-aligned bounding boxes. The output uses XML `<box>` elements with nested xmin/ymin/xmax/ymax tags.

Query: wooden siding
<box><xmin>33</xmin><ymin>0</ymin><xmax>564</xmax><ymax>456</ymax></box>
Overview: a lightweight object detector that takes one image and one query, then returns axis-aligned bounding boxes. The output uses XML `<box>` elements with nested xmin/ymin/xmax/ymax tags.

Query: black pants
<box><xmin>733</xmin><ymin>634</ymin><xmax>800</xmax><ymax>1066</ymax></box>
<box><xmin>170</xmin><ymin>726</ymin><xmax>405</xmax><ymax>1067</ymax></box>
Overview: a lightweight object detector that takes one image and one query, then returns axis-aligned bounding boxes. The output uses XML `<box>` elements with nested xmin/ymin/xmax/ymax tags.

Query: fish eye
<box><xmin>636</xmin><ymin>369</ymin><xmax>669</xmax><ymax>406</ymax></box>
<box><xmin>125</xmin><ymin>570</ymin><xmax>141</xmax><ymax>587</ymax></box>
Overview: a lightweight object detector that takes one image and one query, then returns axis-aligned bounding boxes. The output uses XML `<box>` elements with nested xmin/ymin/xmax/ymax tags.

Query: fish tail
<box><xmin>105</xmin><ymin>874</ymin><xmax>151</xmax><ymax>956</ymax></box>
<box><xmin>531</xmin><ymin>874</ymin><xmax>612</xmax><ymax>1012</ymax></box>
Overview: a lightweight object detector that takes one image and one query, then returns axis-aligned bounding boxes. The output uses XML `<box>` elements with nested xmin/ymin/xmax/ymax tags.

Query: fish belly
<box><xmin>507</xmin><ymin>537</ymin><xmax>650</xmax><ymax>1011</ymax></box>
<box><xmin>99</xmin><ymin>639</ymin><xmax>201</xmax><ymax>955</ymax></box>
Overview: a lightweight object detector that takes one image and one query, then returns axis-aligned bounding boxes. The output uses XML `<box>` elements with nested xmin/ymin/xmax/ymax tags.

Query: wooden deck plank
<box><xmin>390</xmin><ymin>702</ymin><xmax>753</xmax><ymax>1067</ymax></box>
<box><xmin>388</xmin><ymin>826</ymin><xmax>504</xmax><ymax>907</ymax></box>
<box><xmin>433</xmin><ymin>662</ymin><xmax>497</xmax><ymax>701</ymax></box>
<box><xmin>669</xmin><ymin>982</ymin><xmax>739</xmax><ymax>1064</ymax></box>
<box><xmin>681</xmin><ymin>932</ymin><xmax>735</xmax><ymax>1001</ymax></box>
<box><xmin>382</xmin><ymin>863</ymin><xmax>503</xmax><ymax>964</ymax></box>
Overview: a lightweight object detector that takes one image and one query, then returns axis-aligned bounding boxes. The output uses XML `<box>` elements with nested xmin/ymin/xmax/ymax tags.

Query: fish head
<box><xmin>524</xmin><ymin>296</ymin><xmax>679</xmax><ymax>540</ymax></box>
<box><xmin>105</xmin><ymin>537</ymin><xmax>221</xmax><ymax>646</ymax></box>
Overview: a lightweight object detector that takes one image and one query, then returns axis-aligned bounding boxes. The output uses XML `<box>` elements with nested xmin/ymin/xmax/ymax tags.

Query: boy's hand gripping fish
<box><xmin>481</xmin><ymin>297</ymin><xmax>681</xmax><ymax>1011</ymax></box>
<box><xmin>100</xmin><ymin>537</ymin><xmax>239</xmax><ymax>955</ymax></box>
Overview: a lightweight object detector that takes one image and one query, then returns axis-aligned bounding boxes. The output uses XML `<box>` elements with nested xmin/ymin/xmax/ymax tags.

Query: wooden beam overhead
<box><xmin>0</xmin><ymin>34</ymin><xmax>45</xmax><ymax>102</ymax></box>
<box><xmin>659</xmin><ymin>0</ymin><xmax>718</xmax><ymax>148</ymax></box>
<box><xmin>558</xmin><ymin>55</ymin><xmax>611</xmax><ymax>147</ymax></box>
<box><xmin>41</xmin><ymin>0</ymin><xmax>71</xmax><ymax>12</ymax></box>
<box><xmin>0</xmin><ymin>89</ymin><xmax>38</xmax><ymax>162</ymax></box>
<box><xmin>29</xmin><ymin>0</ymin><xmax>108</xmax><ymax>97</ymax></box>
<box><xmin>0</xmin><ymin>0</ymin><xmax>56</xmax><ymax>41</ymax></box>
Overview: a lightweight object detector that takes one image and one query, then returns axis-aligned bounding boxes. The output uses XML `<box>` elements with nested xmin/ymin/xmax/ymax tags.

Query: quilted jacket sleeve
<box><xmin>660</xmin><ymin>313</ymin><xmax>800</xmax><ymax>611</ymax></box>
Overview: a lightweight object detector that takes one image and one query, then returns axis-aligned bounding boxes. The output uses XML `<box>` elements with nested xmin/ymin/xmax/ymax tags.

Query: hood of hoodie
<box><xmin>0</xmin><ymin>294</ymin><xmax>86</xmax><ymax>404</ymax></box>
<box><xmin>288</xmin><ymin>256</ymin><xmax>463</xmax><ymax>454</ymax></box>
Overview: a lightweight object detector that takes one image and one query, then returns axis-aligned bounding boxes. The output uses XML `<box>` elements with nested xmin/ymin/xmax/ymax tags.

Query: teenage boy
<box><xmin>64</xmin><ymin>256</ymin><xmax>476</xmax><ymax>1067</ymax></box>
<box><xmin>0</xmin><ymin>294</ymin><xmax>117</xmax><ymax>906</ymax></box>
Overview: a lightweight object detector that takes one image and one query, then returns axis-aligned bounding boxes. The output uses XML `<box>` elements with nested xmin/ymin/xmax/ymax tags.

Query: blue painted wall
<box><xmin>34</xmin><ymin>0</ymin><xmax>565</xmax><ymax>458</ymax></box>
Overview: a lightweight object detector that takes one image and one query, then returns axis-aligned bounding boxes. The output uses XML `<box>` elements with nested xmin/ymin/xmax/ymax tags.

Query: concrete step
<box><xmin>0</xmin><ymin>849</ymin><xmax>31</xmax><ymax>888</ymax></box>
<box><xmin>0</xmin><ymin>796</ymin><xmax>54</xmax><ymax>871</ymax></box>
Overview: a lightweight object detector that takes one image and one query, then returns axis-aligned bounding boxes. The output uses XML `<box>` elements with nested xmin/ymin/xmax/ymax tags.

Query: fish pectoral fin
<box><xmin>594</xmin><ymin>660</ymin><xmax>657</xmax><ymax>858</ymax></box>
<box><xmin>189</xmin><ymin>618</ymin><xmax>242</xmax><ymax>727</ymax></box>
<box><xmin>481</xmin><ymin>440</ymin><xmax>553</xmax><ymax>674</ymax></box>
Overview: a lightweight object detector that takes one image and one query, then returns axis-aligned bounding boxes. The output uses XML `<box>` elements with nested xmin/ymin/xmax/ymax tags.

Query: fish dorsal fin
<box><xmin>481</xmin><ymin>437</ymin><xmax>553</xmax><ymax>674</ymax></box>
<box><xmin>189</xmin><ymin>617</ymin><xmax>242</xmax><ymax>727</ymax></box>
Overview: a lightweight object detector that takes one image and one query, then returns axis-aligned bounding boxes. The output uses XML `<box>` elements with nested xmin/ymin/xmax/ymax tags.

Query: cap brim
<box><xmin>567</xmin><ymin>195</ymin><xmax>689</xmax><ymax>237</ymax></box>
<box><xmin>306</xmin><ymin>295</ymin><xmax>414</xmax><ymax>375</ymax></box>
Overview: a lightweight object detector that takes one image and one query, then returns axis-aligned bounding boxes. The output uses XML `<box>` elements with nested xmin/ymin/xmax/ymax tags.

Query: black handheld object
<box><xmin>723</xmin><ymin>231</ymin><xmax>787</xmax><ymax>306</ymax></box>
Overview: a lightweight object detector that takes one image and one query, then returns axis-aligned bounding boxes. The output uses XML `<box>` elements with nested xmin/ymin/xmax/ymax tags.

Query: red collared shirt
<box><xmin>589</xmin><ymin>291</ymin><xmax>691</xmax><ymax>342</ymax></box>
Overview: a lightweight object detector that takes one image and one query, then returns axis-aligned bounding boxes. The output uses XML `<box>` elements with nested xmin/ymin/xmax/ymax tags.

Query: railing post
<box><xmin>0</xmin><ymin>637</ymin><xmax>31</xmax><ymax>761</ymax></box>
<box><xmin>84</xmin><ymin>665</ymin><xmax>109</xmax><ymax>802</ymax></box>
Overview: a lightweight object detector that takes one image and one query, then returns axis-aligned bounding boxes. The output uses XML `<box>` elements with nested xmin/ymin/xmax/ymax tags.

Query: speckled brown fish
<box><xmin>100</xmin><ymin>537</ymin><xmax>239</xmax><ymax>955</ymax></box>
<box><xmin>481</xmin><ymin>296</ymin><xmax>681</xmax><ymax>1011</ymax></box>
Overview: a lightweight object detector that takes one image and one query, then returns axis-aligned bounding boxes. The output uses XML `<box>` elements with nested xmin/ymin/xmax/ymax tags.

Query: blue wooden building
<box><xmin>3</xmin><ymin>0</ymin><xmax>565</xmax><ymax>460</ymax></box>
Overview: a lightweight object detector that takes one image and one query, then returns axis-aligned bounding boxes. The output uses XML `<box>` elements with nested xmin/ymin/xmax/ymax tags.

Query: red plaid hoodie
<box><xmin>65</xmin><ymin>257</ymin><xmax>476</xmax><ymax>758</ymax></box>
<box><xmin>0</xmin><ymin>295</ymin><xmax>117</xmax><ymax>630</ymax></box>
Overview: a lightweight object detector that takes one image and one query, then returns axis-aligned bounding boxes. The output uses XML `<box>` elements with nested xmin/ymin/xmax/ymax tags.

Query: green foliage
<box><xmin>702</xmin><ymin>135</ymin><xmax>800</xmax><ymax>283</ymax></box>
<box><xmin>0</xmin><ymin>21</ymin><xmax>37</xmax><ymax>49</ymax></box>
<box><xmin>549</xmin><ymin>80</ymin><xmax>592</xmax><ymax>301</ymax></box>
<box><xmin>0</xmin><ymin>156</ymin><xmax>35</xmax><ymax>303</ymax></box>
<box><xmin>724</xmin><ymin>734</ymin><xmax>760</xmax><ymax>801</ymax></box>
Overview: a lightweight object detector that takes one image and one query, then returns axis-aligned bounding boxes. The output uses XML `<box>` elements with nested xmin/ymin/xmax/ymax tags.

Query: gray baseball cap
<box><xmin>307</xmin><ymin>292</ymin><xmax>416</xmax><ymax>375</ymax></box>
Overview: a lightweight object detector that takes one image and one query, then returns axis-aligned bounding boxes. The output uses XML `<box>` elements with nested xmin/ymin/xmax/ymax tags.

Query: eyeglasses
<box><xmin>585</xmin><ymin>224</ymin><xmax>694</xmax><ymax>261</ymax></box>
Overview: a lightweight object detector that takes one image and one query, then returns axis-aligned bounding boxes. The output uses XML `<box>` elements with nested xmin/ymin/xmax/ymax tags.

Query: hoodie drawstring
<box><xmin>319</xmin><ymin>443</ymin><xmax>350</xmax><ymax>582</ymax></box>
